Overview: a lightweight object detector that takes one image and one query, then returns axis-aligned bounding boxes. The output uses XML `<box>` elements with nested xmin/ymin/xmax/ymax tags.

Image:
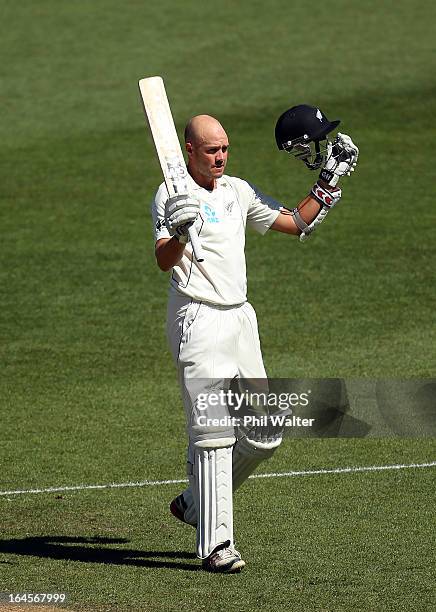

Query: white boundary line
<box><xmin>1</xmin><ymin>461</ymin><xmax>435</xmax><ymax>498</ymax></box>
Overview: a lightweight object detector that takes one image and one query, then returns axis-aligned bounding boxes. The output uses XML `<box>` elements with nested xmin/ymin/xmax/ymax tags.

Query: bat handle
<box><xmin>188</xmin><ymin>226</ymin><xmax>204</xmax><ymax>262</ymax></box>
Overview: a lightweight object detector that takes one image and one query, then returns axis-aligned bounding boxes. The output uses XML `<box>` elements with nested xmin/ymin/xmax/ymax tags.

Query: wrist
<box><xmin>310</xmin><ymin>181</ymin><xmax>342</xmax><ymax>209</ymax></box>
<box><xmin>318</xmin><ymin>178</ymin><xmax>340</xmax><ymax>191</ymax></box>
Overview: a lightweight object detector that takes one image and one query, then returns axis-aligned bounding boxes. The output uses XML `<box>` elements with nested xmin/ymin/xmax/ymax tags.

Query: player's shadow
<box><xmin>0</xmin><ymin>536</ymin><xmax>200</xmax><ymax>571</ymax></box>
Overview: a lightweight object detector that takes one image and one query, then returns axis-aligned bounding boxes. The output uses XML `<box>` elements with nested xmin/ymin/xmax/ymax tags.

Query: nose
<box><xmin>215</xmin><ymin>148</ymin><xmax>225</xmax><ymax>166</ymax></box>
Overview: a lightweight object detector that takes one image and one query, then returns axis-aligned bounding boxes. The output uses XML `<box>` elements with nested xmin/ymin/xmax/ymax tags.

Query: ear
<box><xmin>185</xmin><ymin>142</ymin><xmax>193</xmax><ymax>156</ymax></box>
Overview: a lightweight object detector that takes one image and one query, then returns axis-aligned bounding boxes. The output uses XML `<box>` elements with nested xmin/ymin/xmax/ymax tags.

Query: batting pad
<box><xmin>232</xmin><ymin>433</ymin><xmax>281</xmax><ymax>491</ymax></box>
<box><xmin>191</xmin><ymin>446</ymin><xmax>234</xmax><ymax>559</ymax></box>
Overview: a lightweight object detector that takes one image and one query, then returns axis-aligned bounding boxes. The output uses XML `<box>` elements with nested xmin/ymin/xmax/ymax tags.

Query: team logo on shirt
<box><xmin>224</xmin><ymin>201</ymin><xmax>234</xmax><ymax>216</ymax></box>
<box><xmin>204</xmin><ymin>204</ymin><xmax>219</xmax><ymax>223</ymax></box>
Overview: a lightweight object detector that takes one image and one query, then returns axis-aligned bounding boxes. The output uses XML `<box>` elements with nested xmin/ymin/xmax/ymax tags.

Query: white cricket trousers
<box><xmin>167</xmin><ymin>292</ymin><xmax>267</xmax><ymax>403</ymax></box>
<box><xmin>167</xmin><ymin>292</ymin><xmax>268</xmax><ymax>558</ymax></box>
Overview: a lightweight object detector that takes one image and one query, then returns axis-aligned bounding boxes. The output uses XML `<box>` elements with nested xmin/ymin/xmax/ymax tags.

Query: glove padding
<box><xmin>165</xmin><ymin>194</ymin><xmax>200</xmax><ymax>242</ymax></box>
<box><xmin>319</xmin><ymin>133</ymin><xmax>359</xmax><ymax>187</ymax></box>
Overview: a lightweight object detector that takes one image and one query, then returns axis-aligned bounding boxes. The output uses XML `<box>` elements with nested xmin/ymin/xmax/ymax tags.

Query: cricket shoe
<box><xmin>202</xmin><ymin>541</ymin><xmax>246</xmax><ymax>574</ymax></box>
<box><xmin>169</xmin><ymin>492</ymin><xmax>197</xmax><ymax>528</ymax></box>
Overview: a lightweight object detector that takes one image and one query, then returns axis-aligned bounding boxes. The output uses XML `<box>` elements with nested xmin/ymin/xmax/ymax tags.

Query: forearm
<box><xmin>270</xmin><ymin>179</ymin><xmax>339</xmax><ymax>236</ymax></box>
<box><xmin>155</xmin><ymin>237</ymin><xmax>186</xmax><ymax>271</ymax></box>
<box><xmin>296</xmin><ymin>179</ymin><xmax>339</xmax><ymax>225</ymax></box>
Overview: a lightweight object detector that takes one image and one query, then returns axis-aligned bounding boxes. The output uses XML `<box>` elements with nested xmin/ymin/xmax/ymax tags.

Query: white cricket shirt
<box><xmin>151</xmin><ymin>174</ymin><xmax>281</xmax><ymax>306</ymax></box>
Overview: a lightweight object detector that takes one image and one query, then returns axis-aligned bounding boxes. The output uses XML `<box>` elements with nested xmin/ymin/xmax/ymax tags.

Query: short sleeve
<box><xmin>151</xmin><ymin>183</ymin><xmax>171</xmax><ymax>242</ymax></box>
<box><xmin>225</xmin><ymin>176</ymin><xmax>281</xmax><ymax>235</ymax></box>
<box><xmin>245</xmin><ymin>182</ymin><xmax>281</xmax><ymax>235</ymax></box>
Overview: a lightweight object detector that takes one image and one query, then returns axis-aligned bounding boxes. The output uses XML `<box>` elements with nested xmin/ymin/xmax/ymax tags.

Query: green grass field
<box><xmin>1</xmin><ymin>1</ymin><xmax>435</xmax><ymax>610</ymax></box>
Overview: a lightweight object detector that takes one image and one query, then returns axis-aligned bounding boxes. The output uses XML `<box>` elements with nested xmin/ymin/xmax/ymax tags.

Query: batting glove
<box><xmin>319</xmin><ymin>133</ymin><xmax>359</xmax><ymax>187</ymax></box>
<box><xmin>165</xmin><ymin>194</ymin><xmax>200</xmax><ymax>242</ymax></box>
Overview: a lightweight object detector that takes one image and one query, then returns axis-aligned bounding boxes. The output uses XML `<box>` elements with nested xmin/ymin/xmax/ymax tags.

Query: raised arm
<box><xmin>270</xmin><ymin>178</ymin><xmax>340</xmax><ymax>236</ymax></box>
<box><xmin>152</xmin><ymin>192</ymin><xmax>200</xmax><ymax>271</ymax></box>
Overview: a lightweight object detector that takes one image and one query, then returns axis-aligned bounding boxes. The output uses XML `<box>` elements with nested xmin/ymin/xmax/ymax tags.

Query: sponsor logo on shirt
<box><xmin>204</xmin><ymin>204</ymin><xmax>219</xmax><ymax>223</ymax></box>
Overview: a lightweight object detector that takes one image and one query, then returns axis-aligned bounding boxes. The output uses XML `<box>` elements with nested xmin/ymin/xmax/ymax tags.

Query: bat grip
<box><xmin>188</xmin><ymin>226</ymin><xmax>204</xmax><ymax>262</ymax></box>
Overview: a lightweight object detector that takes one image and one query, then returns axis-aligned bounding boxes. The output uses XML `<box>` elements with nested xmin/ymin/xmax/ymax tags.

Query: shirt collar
<box><xmin>187</xmin><ymin>173</ymin><xmax>228</xmax><ymax>192</ymax></box>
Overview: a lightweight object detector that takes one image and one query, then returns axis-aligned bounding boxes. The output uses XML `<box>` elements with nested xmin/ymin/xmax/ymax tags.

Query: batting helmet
<box><xmin>275</xmin><ymin>105</ymin><xmax>340</xmax><ymax>149</ymax></box>
<box><xmin>275</xmin><ymin>105</ymin><xmax>340</xmax><ymax>169</ymax></box>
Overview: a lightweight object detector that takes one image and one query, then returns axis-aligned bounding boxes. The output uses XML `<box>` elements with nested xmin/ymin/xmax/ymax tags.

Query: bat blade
<box><xmin>138</xmin><ymin>76</ymin><xmax>204</xmax><ymax>261</ymax></box>
<box><xmin>139</xmin><ymin>76</ymin><xmax>187</xmax><ymax>196</ymax></box>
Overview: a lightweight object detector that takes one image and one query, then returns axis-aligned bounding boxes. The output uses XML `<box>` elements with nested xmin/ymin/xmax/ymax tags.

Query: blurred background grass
<box><xmin>1</xmin><ymin>1</ymin><xmax>435</xmax><ymax>609</ymax></box>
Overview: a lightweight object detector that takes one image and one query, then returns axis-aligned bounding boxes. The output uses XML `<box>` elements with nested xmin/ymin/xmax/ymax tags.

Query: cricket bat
<box><xmin>138</xmin><ymin>76</ymin><xmax>204</xmax><ymax>262</ymax></box>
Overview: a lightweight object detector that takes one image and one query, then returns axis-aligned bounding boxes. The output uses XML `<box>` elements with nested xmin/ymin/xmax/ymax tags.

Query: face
<box><xmin>186</xmin><ymin>128</ymin><xmax>229</xmax><ymax>186</ymax></box>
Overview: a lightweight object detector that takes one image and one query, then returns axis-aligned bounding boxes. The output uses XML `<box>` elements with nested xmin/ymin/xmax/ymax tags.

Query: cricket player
<box><xmin>151</xmin><ymin>107</ymin><xmax>358</xmax><ymax>573</ymax></box>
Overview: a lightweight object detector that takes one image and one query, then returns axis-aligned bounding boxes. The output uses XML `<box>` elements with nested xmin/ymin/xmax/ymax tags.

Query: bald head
<box><xmin>184</xmin><ymin>115</ymin><xmax>229</xmax><ymax>189</ymax></box>
<box><xmin>184</xmin><ymin>115</ymin><xmax>227</xmax><ymax>145</ymax></box>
